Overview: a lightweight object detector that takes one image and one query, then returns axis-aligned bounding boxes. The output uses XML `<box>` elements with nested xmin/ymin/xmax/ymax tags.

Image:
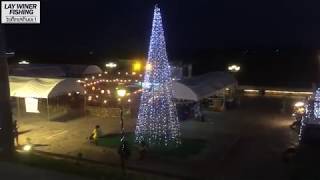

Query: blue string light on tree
<box><xmin>135</xmin><ymin>5</ymin><xmax>181</xmax><ymax>147</ymax></box>
<box><xmin>299</xmin><ymin>89</ymin><xmax>319</xmax><ymax>141</ymax></box>
<box><xmin>314</xmin><ymin>88</ymin><xmax>320</xmax><ymax>118</ymax></box>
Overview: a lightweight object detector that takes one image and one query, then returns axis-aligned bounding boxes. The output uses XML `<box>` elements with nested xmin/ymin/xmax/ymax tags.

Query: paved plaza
<box><xmin>16</xmin><ymin>96</ymin><xmax>299</xmax><ymax>179</ymax></box>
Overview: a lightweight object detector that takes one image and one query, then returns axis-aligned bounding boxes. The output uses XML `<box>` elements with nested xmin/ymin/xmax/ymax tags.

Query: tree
<box><xmin>135</xmin><ymin>5</ymin><xmax>181</xmax><ymax>147</ymax></box>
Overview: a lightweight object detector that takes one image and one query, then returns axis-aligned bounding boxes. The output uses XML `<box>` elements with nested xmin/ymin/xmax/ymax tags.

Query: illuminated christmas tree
<box><xmin>314</xmin><ymin>89</ymin><xmax>320</xmax><ymax>118</ymax></box>
<box><xmin>299</xmin><ymin>88</ymin><xmax>320</xmax><ymax>141</ymax></box>
<box><xmin>135</xmin><ymin>5</ymin><xmax>181</xmax><ymax>147</ymax></box>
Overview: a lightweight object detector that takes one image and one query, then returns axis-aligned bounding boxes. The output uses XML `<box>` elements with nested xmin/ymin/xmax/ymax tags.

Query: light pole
<box><xmin>227</xmin><ymin>64</ymin><xmax>241</xmax><ymax>107</ymax></box>
<box><xmin>117</xmin><ymin>89</ymin><xmax>126</xmax><ymax>137</ymax></box>
<box><xmin>227</xmin><ymin>64</ymin><xmax>241</xmax><ymax>86</ymax></box>
<box><xmin>116</xmin><ymin>88</ymin><xmax>127</xmax><ymax>174</ymax></box>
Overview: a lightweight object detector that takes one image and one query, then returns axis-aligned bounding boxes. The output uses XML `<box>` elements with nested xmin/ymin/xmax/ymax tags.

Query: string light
<box><xmin>299</xmin><ymin>89</ymin><xmax>319</xmax><ymax>141</ymax></box>
<box><xmin>314</xmin><ymin>88</ymin><xmax>320</xmax><ymax>118</ymax></box>
<box><xmin>135</xmin><ymin>5</ymin><xmax>181</xmax><ymax>147</ymax></box>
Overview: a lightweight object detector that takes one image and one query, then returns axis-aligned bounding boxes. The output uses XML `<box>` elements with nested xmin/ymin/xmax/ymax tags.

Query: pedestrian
<box><xmin>118</xmin><ymin>137</ymin><xmax>131</xmax><ymax>174</ymax></box>
<box><xmin>138</xmin><ymin>141</ymin><xmax>148</xmax><ymax>160</ymax></box>
<box><xmin>194</xmin><ymin>102</ymin><xmax>202</xmax><ymax>120</ymax></box>
<box><xmin>89</xmin><ymin>125</ymin><xmax>102</xmax><ymax>145</ymax></box>
<box><xmin>201</xmin><ymin>114</ymin><xmax>205</xmax><ymax>122</ymax></box>
<box><xmin>13</xmin><ymin>120</ymin><xmax>19</xmax><ymax>146</ymax></box>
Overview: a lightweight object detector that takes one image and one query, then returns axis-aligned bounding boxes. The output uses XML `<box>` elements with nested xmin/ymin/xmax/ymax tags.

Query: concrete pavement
<box><xmin>15</xmin><ymin>96</ymin><xmax>299</xmax><ymax>179</ymax></box>
<box><xmin>0</xmin><ymin>161</ymin><xmax>91</xmax><ymax>180</ymax></box>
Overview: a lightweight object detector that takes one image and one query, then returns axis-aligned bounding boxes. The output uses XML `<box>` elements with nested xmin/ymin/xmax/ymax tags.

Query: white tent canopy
<box><xmin>10</xmin><ymin>64</ymin><xmax>103</xmax><ymax>78</ymax></box>
<box><xmin>178</xmin><ymin>71</ymin><xmax>237</xmax><ymax>100</ymax></box>
<box><xmin>9</xmin><ymin>76</ymin><xmax>84</xmax><ymax>98</ymax></box>
<box><xmin>82</xmin><ymin>65</ymin><xmax>103</xmax><ymax>75</ymax></box>
<box><xmin>172</xmin><ymin>82</ymin><xmax>198</xmax><ymax>101</ymax></box>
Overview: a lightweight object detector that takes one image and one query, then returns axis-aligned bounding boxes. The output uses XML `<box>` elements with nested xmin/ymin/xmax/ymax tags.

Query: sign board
<box><xmin>1</xmin><ymin>1</ymin><xmax>40</xmax><ymax>24</ymax></box>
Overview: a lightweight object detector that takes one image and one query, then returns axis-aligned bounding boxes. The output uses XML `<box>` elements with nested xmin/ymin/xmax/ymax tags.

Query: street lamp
<box><xmin>228</xmin><ymin>64</ymin><xmax>240</xmax><ymax>73</ymax></box>
<box><xmin>105</xmin><ymin>62</ymin><xmax>117</xmax><ymax>68</ymax></box>
<box><xmin>18</xmin><ymin>60</ymin><xmax>30</xmax><ymax>65</ymax></box>
<box><xmin>132</xmin><ymin>61</ymin><xmax>142</xmax><ymax>72</ymax></box>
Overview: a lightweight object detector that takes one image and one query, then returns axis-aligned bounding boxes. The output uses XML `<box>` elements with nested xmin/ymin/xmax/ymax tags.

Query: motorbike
<box><xmin>290</xmin><ymin>102</ymin><xmax>305</xmax><ymax>133</ymax></box>
<box><xmin>290</xmin><ymin>113</ymin><xmax>302</xmax><ymax>132</ymax></box>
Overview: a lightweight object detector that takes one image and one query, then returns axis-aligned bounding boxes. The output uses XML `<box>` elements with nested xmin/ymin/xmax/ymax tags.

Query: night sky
<box><xmin>4</xmin><ymin>0</ymin><xmax>320</xmax><ymax>86</ymax></box>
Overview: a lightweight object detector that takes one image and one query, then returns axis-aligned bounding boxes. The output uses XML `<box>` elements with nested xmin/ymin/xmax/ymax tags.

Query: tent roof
<box><xmin>180</xmin><ymin>71</ymin><xmax>237</xmax><ymax>99</ymax></box>
<box><xmin>9</xmin><ymin>76</ymin><xmax>84</xmax><ymax>98</ymax></box>
<box><xmin>10</xmin><ymin>64</ymin><xmax>102</xmax><ymax>78</ymax></box>
<box><xmin>172</xmin><ymin>81</ymin><xmax>198</xmax><ymax>101</ymax></box>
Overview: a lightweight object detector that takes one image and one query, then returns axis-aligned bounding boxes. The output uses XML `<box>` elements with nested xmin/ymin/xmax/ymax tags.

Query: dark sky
<box><xmin>4</xmin><ymin>0</ymin><xmax>320</xmax><ymax>86</ymax></box>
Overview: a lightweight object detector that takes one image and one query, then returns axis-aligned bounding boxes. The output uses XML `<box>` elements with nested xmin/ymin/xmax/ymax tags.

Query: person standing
<box><xmin>89</xmin><ymin>125</ymin><xmax>102</xmax><ymax>145</ymax></box>
<box><xmin>118</xmin><ymin>137</ymin><xmax>131</xmax><ymax>174</ymax></box>
<box><xmin>12</xmin><ymin>120</ymin><xmax>19</xmax><ymax>146</ymax></box>
<box><xmin>138</xmin><ymin>141</ymin><xmax>147</xmax><ymax>160</ymax></box>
